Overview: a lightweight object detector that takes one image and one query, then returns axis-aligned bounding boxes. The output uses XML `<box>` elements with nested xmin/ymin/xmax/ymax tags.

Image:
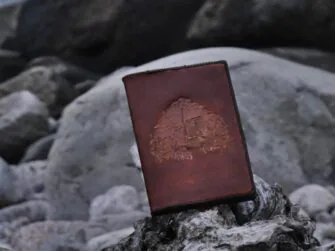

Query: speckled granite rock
<box><xmin>104</xmin><ymin>175</ymin><xmax>319</xmax><ymax>251</ymax></box>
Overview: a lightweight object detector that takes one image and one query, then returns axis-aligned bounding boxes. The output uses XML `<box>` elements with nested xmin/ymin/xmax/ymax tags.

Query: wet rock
<box><xmin>0</xmin><ymin>91</ymin><xmax>49</xmax><ymax>163</ymax></box>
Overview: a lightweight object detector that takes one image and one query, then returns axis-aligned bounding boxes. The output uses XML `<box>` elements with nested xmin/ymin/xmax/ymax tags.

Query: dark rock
<box><xmin>0</xmin><ymin>2</ymin><xmax>22</xmax><ymax>45</ymax></box>
<box><xmin>187</xmin><ymin>0</ymin><xmax>335</xmax><ymax>52</ymax></box>
<box><xmin>74</xmin><ymin>80</ymin><xmax>97</xmax><ymax>95</ymax></box>
<box><xmin>0</xmin><ymin>66</ymin><xmax>77</xmax><ymax>117</ymax></box>
<box><xmin>8</xmin><ymin>0</ymin><xmax>205</xmax><ymax>73</ymax></box>
<box><xmin>106</xmin><ymin>175</ymin><xmax>319</xmax><ymax>251</ymax></box>
<box><xmin>20</xmin><ymin>134</ymin><xmax>55</xmax><ymax>163</ymax></box>
<box><xmin>48</xmin><ymin>118</ymin><xmax>59</xmax><ymax>133</ymax></box>
<box><xmin>0</xmin><ymin>91</ymin><xmax>49</xmax><ymax>163</ymax></box>
<box><xmin>0</xmin><ymin>50</ymin><xmax>26</xmax><ymax>83</ymax></box>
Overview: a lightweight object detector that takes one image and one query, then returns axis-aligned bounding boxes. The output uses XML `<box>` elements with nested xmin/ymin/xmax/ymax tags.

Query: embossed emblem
<box><xmin>150</xmin><ymin>98</ymin><xmax>231</xmax><ymax>163</ymax></box>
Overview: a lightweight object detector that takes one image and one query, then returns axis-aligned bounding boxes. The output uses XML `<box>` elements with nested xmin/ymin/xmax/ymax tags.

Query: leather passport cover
<box><xmin>123</xmin><ymin>61</ymin><xmax>255</xmax><ymax>215</ymax></box>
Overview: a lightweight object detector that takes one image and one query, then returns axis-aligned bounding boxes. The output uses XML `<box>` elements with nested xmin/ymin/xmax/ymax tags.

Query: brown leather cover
<box><xmin>123</xmin><ymin>61</ymin><xmax>255</xmax><ymax>215</ymax></box>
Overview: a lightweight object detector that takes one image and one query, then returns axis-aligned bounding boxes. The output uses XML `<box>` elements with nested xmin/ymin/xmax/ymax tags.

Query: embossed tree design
<box><xmin>150</xmin><ymin>98</ymin><xmax>231</xmax><ymax>163</ymax></box>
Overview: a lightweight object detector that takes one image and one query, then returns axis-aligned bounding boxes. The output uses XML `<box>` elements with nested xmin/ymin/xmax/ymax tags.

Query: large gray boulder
<box><xmin>106</xmin><ymin>175</ymin><xmax>319</xmax><ymax>250</ymax></box>
<box><xmin>47</xmin><ymin>47</ymin><xmax>335</xmax><ymax>220</ymax></box>
<box><xmin>0</xmin><ymin>91</ymin><xmax>49</xmax><ymax>162</ymax></box>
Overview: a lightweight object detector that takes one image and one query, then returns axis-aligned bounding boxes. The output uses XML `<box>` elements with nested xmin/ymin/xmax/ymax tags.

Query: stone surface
<box><xmin>0</xmin><ymin>157</ymin><xmax>23</xmax><ymax>207</ymax></box>
<box><xmin>0</xmin><ymin>242</ymin><xmax>11</xmax><ymax>251</ymax></box>
<box><xmin>0</xmin><ymin>159</ymin><xmax>48</xmax><ymax>207</ymax></box>
<box><xmin>187</xmin><ymin>0</ymin><xmax>335</xmax><ymax>52</ymax></box>
<box><xmin>0</xmin><ymin>66</ymin><xmax>76</xmax><ymax>117</ymax></box>
<box><xmin>89</xmin><ymin>186</ymin><xmax>140</xmax><ymax>219</ymax></box>
<box><xmin>46</xmin><ymin>69</ymin><xmax>145</xmax><ymax>220</ymax></box>
<box><xmin>86</xmin><ymin>227</ymin><xmax>134</xmax><ymax>251</ymax></box>
<box><xmin>19</xmin><ymin>134</ymin><xmax>55</xmax><ymax>163</ymax></box>
<box><xmin>14</xmin><ymin>160</ymin><xmax>48</xmax><ymax>197</ymax></box>
<box><xmin>316</xmin><ymin>241</ymin><xmax>335</xmax><ymax>251</ymax></box>
<box><xmin>289</xmin><ymin>185</ymin><xmax>335</xmax><ymax>217</ymax></box>
<box><xmin>263</xmin><ymin>48</ymin><xmax>335</xmax><ymax>74</ymax></box>
<box><xmin>91</xmin><ymin>211</ymin><xmax>148</xmax><ymax>233</ymax></box>
<box><xmin>0</xmin><ymin>200</ymin><xmax>49</xmax><ymax>243</ymax></box>
<box><xmin>10</xmin><ymin>221</ymin><xmax>91</xmax><ymax>251</ymax></box>
<box><xmin>0</xmin><ymin>91</ymin><xmax>49</xmax><ymax>163</ymax></box>
<box><xmin>47</xmin><ymin>47</ymin><xmax>335</xmax><ymax>220</ymax></box>
<box><xmin>314</xmin><ymin>223</ymin><xmax>335</xmax><ymax>245</ymax></box>
<box><xmin>25</xmin><ymin>56</ymin><xmax>101</xmax><ymax>84</ymax></box>
<box><xmin>106</xmin><ymin>175</ymin><xmax>318</xmax><ymax>250</ymax></box>
<box><xmin>8</xmin><ymin>0</ymin><xmax>205</xmax><ymax>73</ymax></box>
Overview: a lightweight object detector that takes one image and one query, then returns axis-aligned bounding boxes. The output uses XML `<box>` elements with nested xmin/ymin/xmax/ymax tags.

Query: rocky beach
<box><xmin>0</xmin><ymin>0</ymin><xmax>335</xmax><ymax>250</ymax></box>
